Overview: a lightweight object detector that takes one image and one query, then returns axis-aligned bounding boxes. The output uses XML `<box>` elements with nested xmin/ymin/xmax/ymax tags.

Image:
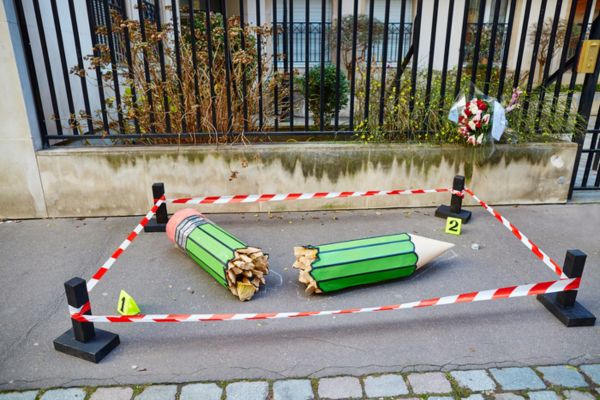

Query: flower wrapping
<box><xmin>448</xmin><ymin>91</ymin><xmax>507</xmax><ymax>146</ymax></box>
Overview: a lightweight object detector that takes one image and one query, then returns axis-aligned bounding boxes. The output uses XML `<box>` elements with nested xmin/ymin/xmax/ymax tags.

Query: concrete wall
<box><xmin>0</xmin><ymin>0</ymin><xmax>47</xmax><ymax>218</ymax></box>
<box><xmin>29</xmin><ymin>142</ymin><xmax>577</xmax><ymax>218</ymax></box>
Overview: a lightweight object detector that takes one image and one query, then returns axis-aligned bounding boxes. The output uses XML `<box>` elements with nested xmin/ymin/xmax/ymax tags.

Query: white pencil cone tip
<box><xmin>410</xmin><ymin>234</ymin><xmax>455</xmax><ymax>269</ymax></box>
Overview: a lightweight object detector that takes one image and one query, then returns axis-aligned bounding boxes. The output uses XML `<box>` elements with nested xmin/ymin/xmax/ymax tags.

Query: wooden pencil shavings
<box><xmin>292</xmin><ymin>246</ymin><xmax>322</xmax><ymax>294</ymax></box>
<box><xmin>224</xmin><ymin>247</ymin><xmax>270</xmax><ymax>301</ymax></box>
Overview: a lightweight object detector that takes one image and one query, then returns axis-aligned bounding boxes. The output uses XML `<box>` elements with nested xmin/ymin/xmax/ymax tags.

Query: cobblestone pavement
<box><xmin>1</xmin><ymin>364</ymin><xmax>599</xmax><ymax>400</ymax></box>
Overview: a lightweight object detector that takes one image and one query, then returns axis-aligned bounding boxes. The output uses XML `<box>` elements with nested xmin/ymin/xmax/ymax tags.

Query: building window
<box><xmin>91</xmin><ymin>0</ymin><xmax>127</xmax><ymax>64</ymax></box>
<box><xmin>465</xmin><ymin>0</ymin><xmax>510</xmax><ymax>65</ymax></box>
<box><xmin>276</xmin><ymin>0</ymin><xmax>332</xmax><ymax>65</ymax></box>
<box><xmin>372</xmin><ymin>0</ymin><xmax>413</xmax><ymax>64</ymax></box>
<box><xmin>138</xmin><ymin>0</ymin><xmax>157</xmax><ymax>22</ymax></box>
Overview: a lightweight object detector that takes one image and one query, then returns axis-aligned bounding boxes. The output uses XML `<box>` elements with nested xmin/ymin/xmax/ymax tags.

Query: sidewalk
<box><xmin>0</xmin><ymin>204</ymin><xmax>599</xmax><ymax>391</ymax></box>
<box><xmin>1</xmin><ymin>364</ymin><xmax>600</xmax><ymax>399</ymax></box>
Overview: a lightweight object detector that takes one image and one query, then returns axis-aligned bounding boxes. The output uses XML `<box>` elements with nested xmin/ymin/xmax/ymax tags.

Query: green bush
<box><xmin>297</xmin><ymin>64</ymin><xmax>350</xmax><ymax>128</ymax></box>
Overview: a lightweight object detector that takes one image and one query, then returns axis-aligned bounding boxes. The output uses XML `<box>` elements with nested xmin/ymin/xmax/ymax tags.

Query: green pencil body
<box><xmin>295</xmin><ymin>233</ymin><xmax>452</xmax><ymax>294</ymax></box>
<box><xmin>167</xmin><ymin>209</ymin><xmax>269</xmax><ymax>301</ymax></box>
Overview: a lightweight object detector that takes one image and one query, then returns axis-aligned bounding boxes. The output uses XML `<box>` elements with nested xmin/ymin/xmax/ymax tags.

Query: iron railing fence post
<box><xmin>12</xmin><ymin>0</ymin><xmax>50</xmax><ymax>147</ymax></box>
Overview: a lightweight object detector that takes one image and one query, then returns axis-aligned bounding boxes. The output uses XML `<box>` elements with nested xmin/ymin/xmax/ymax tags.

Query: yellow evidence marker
<box><xmin>117</xmin><ymin>290</ymin><xmax>141</xmax><ymax>315</ymax></box>
<box><xmin>445</xmin><ymin>217</ymin><xmax>462</xmax><ymax>236</ymax></box>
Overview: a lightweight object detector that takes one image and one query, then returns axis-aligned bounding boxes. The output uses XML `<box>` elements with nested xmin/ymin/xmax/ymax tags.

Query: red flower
<box><xmin>477</xmin><ymin>99</ymin><xmax>488</xmax><ymax>111</ymax></box>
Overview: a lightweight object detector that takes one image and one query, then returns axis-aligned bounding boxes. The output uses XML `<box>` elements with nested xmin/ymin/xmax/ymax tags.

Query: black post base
<box><xmin>54</xmin><ymin>328</ymin><xmax>120</xmax><ymax>363</ymax></box>
<box><xmin>144</xmin><ymin>219</ymin><xmax>167</xmax><ymax>233</ymax></box>
<box><xmin>435</xmin><ymin>205</ymin><xmax>472</xmax><ymax>223</ymax></box>
<box><xmin>537</xmin><ymin>293</ymin><xmax>596</xmax><ymax>327</ymax></box>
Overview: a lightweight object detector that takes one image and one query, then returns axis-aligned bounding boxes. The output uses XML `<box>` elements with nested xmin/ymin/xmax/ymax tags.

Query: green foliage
<box><xmin>354</xmin><ymin>61</ymin><xmax>581</xmax><ymax>145</ymax></box>
<box><xmin>502</xmin><ymin>88</ymin><xmax>583</xmax><ymax>144</ymax></box>
<box><xmin>74</xmin><ymin>10</ymin><xmax>285</xmax><ymax>142</ymax></box>
<box><xmin>296</xmin><ymin>65</ymin><xmax>349</xmax><ymax>128</ymax></box>
<box><xmin>67</xmin><ymin>9</ymin><xmax>584</xmax><ymax>147</ymax></box>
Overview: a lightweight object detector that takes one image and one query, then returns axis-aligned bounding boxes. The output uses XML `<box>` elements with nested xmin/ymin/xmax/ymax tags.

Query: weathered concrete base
<box><xmin>28</xmin><ymin>143</ymin><xmax>577</xmax><ymax>218</ymax></box>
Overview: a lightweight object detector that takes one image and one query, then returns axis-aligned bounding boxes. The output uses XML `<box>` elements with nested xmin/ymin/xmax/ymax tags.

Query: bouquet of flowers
<box><xmin>449</xmin><ymin>90</ymin><xmax>507</xmax><ymax>146</ymax></box>
<box><xmin>458</xmin><ymin>98</ymin><xmax>492</xmax><ymax>145</ymax></box>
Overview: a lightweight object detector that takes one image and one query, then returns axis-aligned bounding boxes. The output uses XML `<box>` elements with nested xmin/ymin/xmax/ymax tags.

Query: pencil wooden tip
<box><xmin>411</xmin><ymin>234</ymin><xmax>455</xmax><ymax>269</ymax></box>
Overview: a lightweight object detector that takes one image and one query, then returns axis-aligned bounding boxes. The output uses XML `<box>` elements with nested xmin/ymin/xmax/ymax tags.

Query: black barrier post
<box><xmin>435</xmin><ymin>175</ymin><xmax>472</xmax><ymax>223</ymax></box>
<box><xmin>144</xmin><ymin>182</ymin><xmax>169</xmax><ymax>232</ymax></box>
<box><xmin>53</xmin><ymin>277</ymin><xmax>120</xmax><ymax>363</ymax></box>
<box><xmin>537</xmin><ymin>250</ymin><xmax>596</xmax><ymax>327</ymax></box>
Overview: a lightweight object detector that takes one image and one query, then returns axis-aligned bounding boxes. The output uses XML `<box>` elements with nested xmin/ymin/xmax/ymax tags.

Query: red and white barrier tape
<box><xmin>68</xmin><ymin>302</ymin><xmax>90</xmax><ymax>316</ymax></box>
<box><xmin>168</xmin><ymin>188</ymin><xmax>463</xmax><ymax>205</ymax></box>
<box><xmin>464</xmin><ymin>189</ymin><xmax>565</xmax><ymax>279</ymax></box>
<box><xmin>71</xmin><ymin>278</ymin><xmax>579</xmax><ymax>323</ymax></box>
<box><xmin>79</xmin><ymin>187</ymin><xmax>571</xmax><ymax>326</ymax></box>
<box><xmin>86</xmin><ymin>196</ymin><xmax>165</xmax><ymax>292</ymax></box>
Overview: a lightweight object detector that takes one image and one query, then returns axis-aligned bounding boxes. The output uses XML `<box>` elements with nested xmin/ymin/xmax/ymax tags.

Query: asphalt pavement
<box><xmin>0</xmin><ymin>203</ymin><xmax>599</xmax><ymax>390</ymax></box>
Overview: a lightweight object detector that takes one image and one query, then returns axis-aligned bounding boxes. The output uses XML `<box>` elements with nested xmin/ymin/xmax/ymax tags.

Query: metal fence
<box><xmin>278</xmin><ymin>22</ymin><xmax>332</xmax><ymax>64</ymax></box>
<box><xmin>277</xmin><ymin>22</ymin><xmax>412</xmax><ymax>65</ymax></box>
<box><xmin>11</xmin><ymin>0</ymin><xmax>600</xmax><ymax>193</ymax></box>
<box><xmin>464</xmin><ymin>22</ymin><xmax>509</xmax><ymax>65</ymax></box>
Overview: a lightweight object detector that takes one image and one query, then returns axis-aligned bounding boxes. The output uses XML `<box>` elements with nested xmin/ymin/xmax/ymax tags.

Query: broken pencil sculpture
<box><xmin>166</xmin><ymin>209</ymin><xmax>269</xmax><ymax>301</ymax></box>
<box><xmin>293</xmin><ymin>233</ymin><xmax>454</xmax><ymax>294</ymax></box>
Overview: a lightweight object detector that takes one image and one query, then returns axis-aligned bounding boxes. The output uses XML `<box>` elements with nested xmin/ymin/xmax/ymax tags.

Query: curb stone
<box><xmin>134</xmin><ymin>385</ymin><xmax>177</xmax><ymax>400</ymax></box>
<box><xmin>90</xmin><ymin>387</ymin><xmax>133</xmax><ymax>400</ymax></box>
<box><xmin>273</xmin><ymin>379</ymin><xmax>314</xmax><ymax>400</ymax></box>
<box><xmin>180</xmin><ymin>383</ymin><xmax>222</xmax><ymax>400</ymax></box>
<box><xmin>490</xmin><ymin>368</ymin><xmax>546</xmax><ymax>391</ymax></box>
<box><xmin>451</xmin><ymin>370</ymin><xmax>497</xmax><ymax>392</ymax></box>
<box><xmin>3</xmin><ymin>364</ymin><xmax>600</xmax><ymax>399</ymax></box>
<box><xmin>537</xmin><ymin>366</ymin><xmax>587</xmax><ymax>388</ymax></box>
<box><xmin>364</xmin><ymin>374</ymin><xmax>409</xmax><ymax>397</ymax></box>
<box><xmin>318</xmin><ymin>376</ymin><xmax>362</xmax><ymax>399</ymax></box>
<box><xmin>225</xmin><ymin>381</ymin><xmax>269</xmax><ymax>400</ymax></box>
<box><xmin>408</xmin><ymin>372</ymin><xmax>452</xmax><ymax>394</ymax></box>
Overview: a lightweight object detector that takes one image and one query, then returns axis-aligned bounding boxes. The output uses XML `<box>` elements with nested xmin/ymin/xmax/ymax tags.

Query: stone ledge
<box><xmin>28</xmin><ymin>142</ymin><xmax>578</xmax><ymax>218</ymax></box>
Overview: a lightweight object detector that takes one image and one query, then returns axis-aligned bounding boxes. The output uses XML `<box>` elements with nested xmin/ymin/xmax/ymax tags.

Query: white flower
<box><xmin>482</xmin><ymin>114</ymin><xmax>490</xmax><ymax>124</ymax></box>
<box><xmin>477</xmin><ymin>133</ymin><xmax>484</xmax><ymax>144</ymax></box>
<box><xmin>468</xmin><ymin>121</ymin><xmax>476</xmax><ymax>131</ymax></box>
